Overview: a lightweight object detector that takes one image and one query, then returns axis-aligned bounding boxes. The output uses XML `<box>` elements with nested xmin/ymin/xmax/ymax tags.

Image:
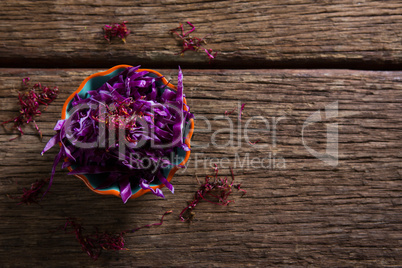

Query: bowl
<box><xmin>61</xmin><ymin>65</ymin><xmax>194</xmax><ymax>200</ymax></box>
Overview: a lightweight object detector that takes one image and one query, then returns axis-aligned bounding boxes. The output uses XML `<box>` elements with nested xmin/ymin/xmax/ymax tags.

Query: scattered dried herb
<box><xmin>7</xmin><ymin>178</ymin><xmax>49</xmax><ymax>205</ymax></box>
<box><xmin>179</xmin><ymin>166</ymin><xmax>245</xmax><ymax>222</ymax></box>
<box><xmin>121</xmin><ymin>210</ymin><xmax>172</xmax><ymax>234</ymax></box>
<box><xmin>103</xmin><ymin>21</ymin><xmax>130</xmax><ymax>43</ymax></box>
<box><xmin>239</xmin><ymin>103</ymin><xmax>246</xmax><ymax>121</ymax></box>
<box><xmin>2</xmin><ymin>78</ymin><xmax>59</xmax><ymax>141</ymax></box>
<box><xmin>63</xmin><ymin>219</ymin><xmax>124</xmax><ymax>260</ymax></box>
<box><xmin>224</xmin><ymin>103</ymin><xmax>246</xmax><ymax>121</ymax></box>
<box><xmin>235</xmin><ymin>183</ymin><xmax>247</xmax><ymax>197</ymax></box>
<box><xmin>224</xmin><ymin>107</ymin><xmax>237</xmax><ymax>116</ymax></box>
<box><xmin>63</xmin><ymin>211</ymin><xmax>172</xmax><ymax>260</ymax></box>
<box><xmin>169</xmin><ymin>21</ymin><xmax>218</xmax><ymax>63</ymax></box>
<box><xmin>248</xmin><ymin>139</ymin><xmax>260</xmax><ymax>145</ymax></box>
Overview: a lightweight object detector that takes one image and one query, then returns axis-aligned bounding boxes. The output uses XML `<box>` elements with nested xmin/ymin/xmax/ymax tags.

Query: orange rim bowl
<box><xmin>61</xmin><ymin>65</ymin><xmax>194</xmax><ymax>200</ymax></box>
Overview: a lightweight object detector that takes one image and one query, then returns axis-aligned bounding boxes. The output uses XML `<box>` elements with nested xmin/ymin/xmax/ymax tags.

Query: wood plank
<box><xmin>0</xmin><ymin>68</ymin><xmax>401</xmax><ymax>266</ymax></box>
<box><xmin>0</xmin><ymin>1</ymin><xmax>402</xmax><ymax>68</ymax></box>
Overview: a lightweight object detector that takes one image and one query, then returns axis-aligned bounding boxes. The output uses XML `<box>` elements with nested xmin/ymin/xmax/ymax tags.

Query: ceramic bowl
<box><xmin>62</xmin><ymin>65</ymin><xmax>194</xmax><ymax>200</ymax></box>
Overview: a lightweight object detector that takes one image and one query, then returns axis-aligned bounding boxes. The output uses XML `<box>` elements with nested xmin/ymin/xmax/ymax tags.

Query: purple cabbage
<box><xmin>42</xmin><ymin>66</ymin><xmax>193</xmax><ymax>203</ymax></box>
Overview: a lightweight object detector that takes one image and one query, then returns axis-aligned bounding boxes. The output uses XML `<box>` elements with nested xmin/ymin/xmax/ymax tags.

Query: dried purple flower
<box><xmin>239</xmin><ymin>103</ymin><xmax>246</xmax><ymax>121</ymax></box>
<box><xmin>63</xmin><ymin>218</ymin><xmax>125</xmax><ymax>260</ymax></box>
<box><xmin>224</xmin><ymin>103</ymin><xmax>246</xmax><ymax>120</ymax></box>
<box><xmin>169</xmin><ymin>21</ymin><xmax>218</xmax><ymax>63</ymax></box>
<box><xmin>2</xmin><ymin>78</ymin><xmax>58</xmax><ymax>141</ymax></box>
<box><xmin>236</xmin><ymin>183</ymin><xmax>247</xmax><ymax>197</ymax></box>
<box><xmin>204</xmin><ymin>48</ymin><xmax>218</xmax><ymax>62</ymax></box>
<box><xmin>224</xmin><ymin>108</ymin><xmax>236</xmax><ymax>116</ymax></box>
<box><xmin>103</xmin><ymin>21</ymin><xmax>130</xmax><ymax>43</ymax></box>
<box><xmin>122</xmin><ymin>210</ymin><xmax>172</xmax><ymax>234</ymax></box>
<box><xmin>179</xmin><ymin>167</ymin><xmax>244</xmax><ymax>222</ymax></box>
<box><xmin>7</xmin><ymin>179</ymin><xmax>49</xmax><ymax>205</ymax></box>
<box><xmin>248</xmin><ymin>139</ymin><xmax>260</xmax><ymax>145</ymax></box>
<box><xmin>63</xmin><ymin>211</ymin><xmax>172</xmax><ymax>260</ymax></box>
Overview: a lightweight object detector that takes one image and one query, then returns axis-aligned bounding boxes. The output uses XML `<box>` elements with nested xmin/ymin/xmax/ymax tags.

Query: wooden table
<box><xmin>1</xmin><ymin>1</ymin><xmax>401</xmax><ymax>266</ymax></box>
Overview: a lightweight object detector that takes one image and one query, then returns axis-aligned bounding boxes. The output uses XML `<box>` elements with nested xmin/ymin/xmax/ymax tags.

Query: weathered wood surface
<box><xmin>0</xmin><ymin>68</ymin><xmax>401</xmax><ymax>267</ymax></box>
<box><xmin>1</xmin><ymin>1</ymin><xmax>402</xmax><ymax>68</ymax></box>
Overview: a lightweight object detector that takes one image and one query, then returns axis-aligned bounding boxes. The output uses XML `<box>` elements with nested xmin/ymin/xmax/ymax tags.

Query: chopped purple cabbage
<box><xmin>42</xmin><ymin>66</ymin><xmax>193</xmax><ymax>203</ymax></box>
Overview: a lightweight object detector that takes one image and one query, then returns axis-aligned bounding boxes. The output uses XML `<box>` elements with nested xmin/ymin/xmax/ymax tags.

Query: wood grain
<box><xmin>0</xmin><ymin>1</ymin><xmax>402</xmax><ymax>68</ymax></box>
<box><xmin>0</xmin><ymin>68</ymin><xmax>401</xmax><ymax>266</ymax></box>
